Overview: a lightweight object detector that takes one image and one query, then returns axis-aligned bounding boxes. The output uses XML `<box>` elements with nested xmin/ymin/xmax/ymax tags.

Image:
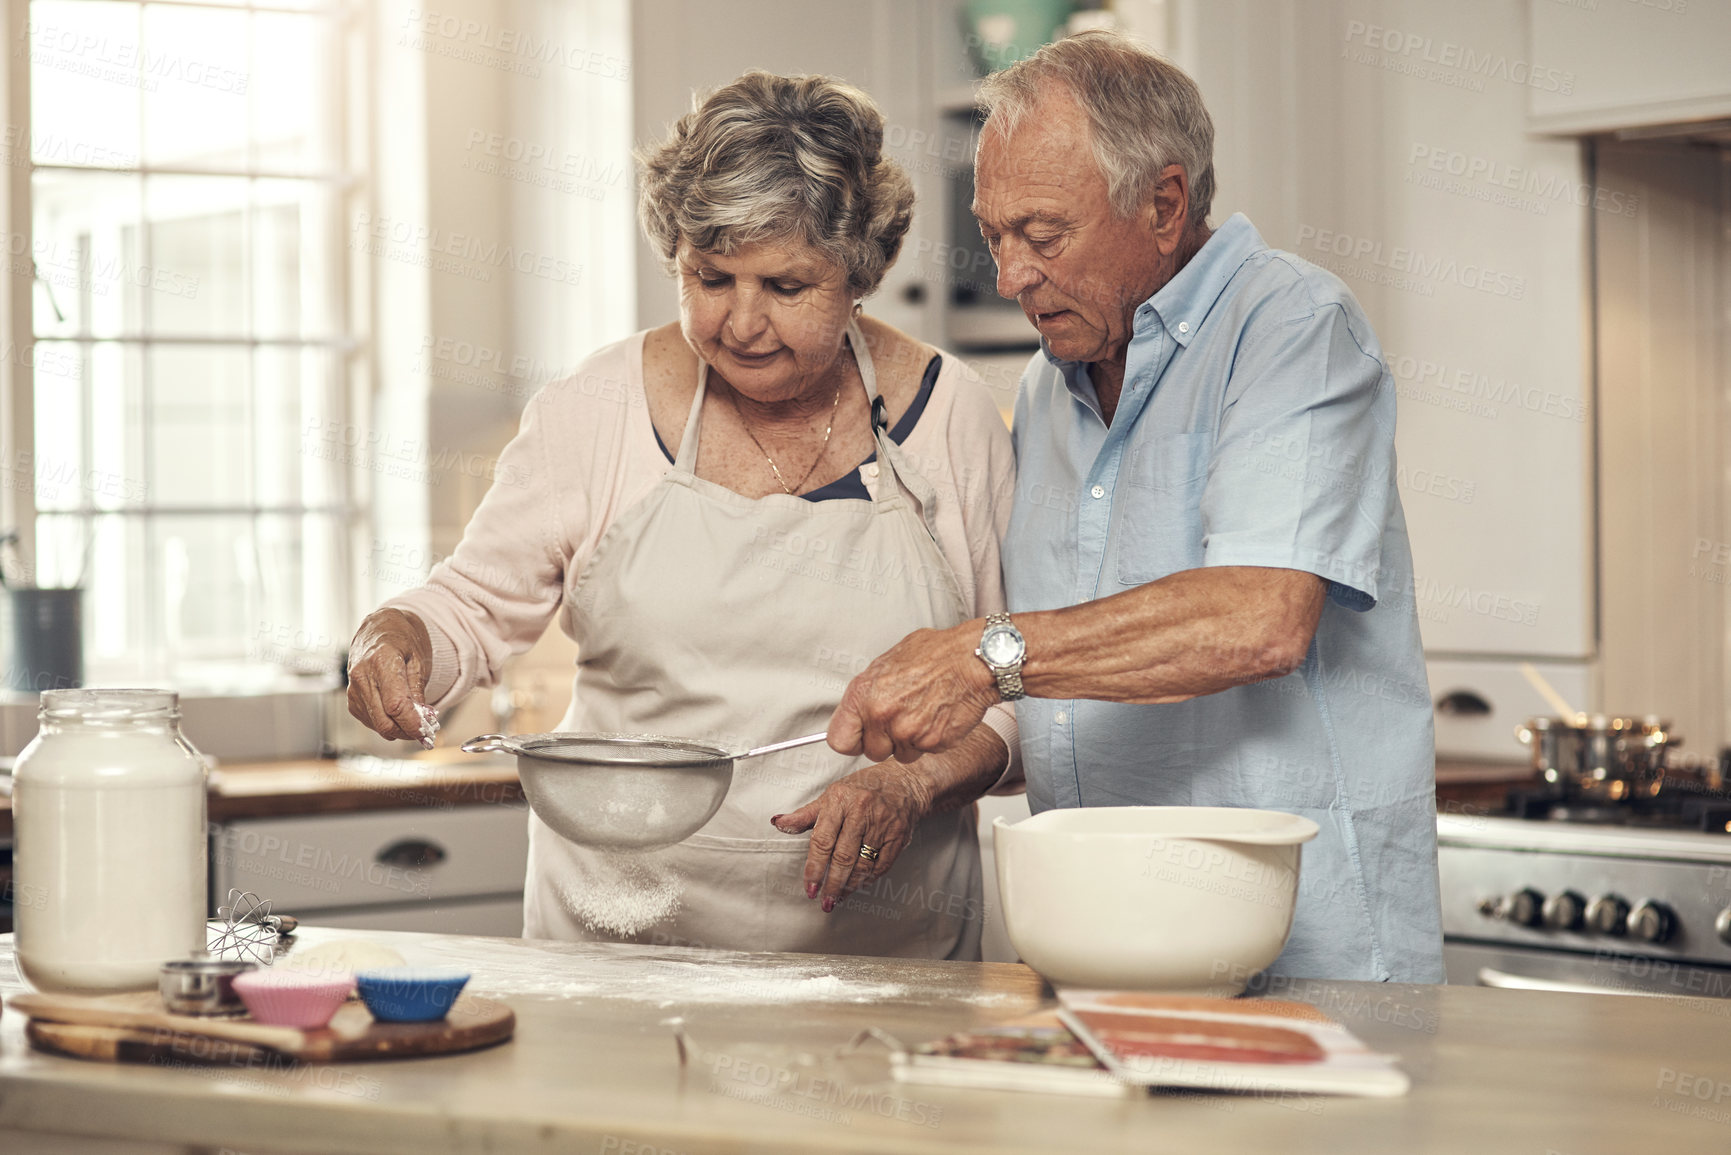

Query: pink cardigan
<box><xmin>387</xmin><ymin>330</ymin><xmax>1022</xmax><ymax>783</ymax></box>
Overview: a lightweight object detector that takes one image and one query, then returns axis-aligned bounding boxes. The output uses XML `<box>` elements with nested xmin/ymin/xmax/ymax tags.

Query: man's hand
<box><xmin>829</xmin><ymin>569</ymin><xmax>1325</xmax><ymax>756</ymax></box>
<box><xmin>827</xmin><ymin>621</ymin><xmax>1001</xmax><ymax>763</ymax></box>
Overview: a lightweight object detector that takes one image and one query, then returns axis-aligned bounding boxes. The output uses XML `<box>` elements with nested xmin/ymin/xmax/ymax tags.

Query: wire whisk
<box><xmin>206</xmin><ymin>889</ymin><xmax>298</xmax><ymax>964</ymax></box>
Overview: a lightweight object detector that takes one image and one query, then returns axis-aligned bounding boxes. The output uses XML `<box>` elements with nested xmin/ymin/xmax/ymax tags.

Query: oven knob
<box><xmin>1627</xmin><ymin>900</ymin><xmax>1677</xmax><ymax>944</ymax></box>
<box><xmin>1501</xmin><ymin>888</ymin><xmax>1545</xmax><ymax>927</ymax></box>
<box><xmin>1586</xmin><ymin>894</ymin><xmax>1630</xmax><ymax>936</ymax></box>
<box><xmin>1715</xmin><ymin>908</ymin><xmax>1731</xmax><ymax>945</ymax></box>
<box><xmin>1542</xmin><ymin>891</ymin><xmax>1585</xmax><ymax>931</ymax></box>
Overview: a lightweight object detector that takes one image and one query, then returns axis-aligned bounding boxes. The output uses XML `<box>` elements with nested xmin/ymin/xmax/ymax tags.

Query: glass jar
<box><xmin>12</xmin><ymin>689</ymin><xmax>208</xmax><ymax>992</ymax></box>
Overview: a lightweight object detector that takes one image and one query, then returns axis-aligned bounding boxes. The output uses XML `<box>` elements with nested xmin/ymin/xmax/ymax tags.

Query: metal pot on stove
<box><xmin>1515</xmin><ymin>714</ymin><xmax>1678</xmax><ymax>802</ymax></box>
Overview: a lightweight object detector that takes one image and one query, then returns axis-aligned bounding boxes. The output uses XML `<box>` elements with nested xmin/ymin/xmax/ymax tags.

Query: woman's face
<box><xmin>677</xmin><ymin>238</ymin><xmax>855</xmax><ymax>403</ymax></box>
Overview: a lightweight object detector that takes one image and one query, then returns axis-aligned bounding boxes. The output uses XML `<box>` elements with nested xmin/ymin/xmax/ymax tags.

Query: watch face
<box><xmin>981</xmin><ymin>627</ymin><xmax>1023</xmax><ymax>666</ymax></box>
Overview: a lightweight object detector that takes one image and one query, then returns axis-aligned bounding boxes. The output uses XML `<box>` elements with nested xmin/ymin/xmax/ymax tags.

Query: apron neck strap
<box><xmin>673</xmin><ymin>353</ymin><xmax>710</xmax><ymax>473</ymax></box>
<box><xmin>850</xmin><ymin>318</ymin><xmax>929</xmax><ymax>509</ymax></box>
<box><xmin>674</xmin><ymin>318</ymin><xmax>923</xmax><ymax>509</ymax></box>
<box><xmin>848</xmin><ymin>317</ymin><xmax>881</xmax><ymax>406</ymax></box>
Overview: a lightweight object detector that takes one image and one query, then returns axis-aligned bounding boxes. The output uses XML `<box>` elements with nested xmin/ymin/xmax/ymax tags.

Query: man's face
<box><xmin>973</xmin><ymin>88</ymin><xmax>1168</xmax><ymax>367</ymax></box>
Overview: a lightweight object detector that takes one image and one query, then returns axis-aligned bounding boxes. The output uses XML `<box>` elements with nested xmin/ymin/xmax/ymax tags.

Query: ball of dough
<box><xmin>279</xmin><ymin>939</ymin><xmax>407</xmax><ymax>978</ymax></box>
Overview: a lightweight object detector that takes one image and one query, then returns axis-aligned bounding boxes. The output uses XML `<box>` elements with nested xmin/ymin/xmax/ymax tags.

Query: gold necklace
<box><xmin>730</xmin><ymin>367</ymin><xmax>846</xmax><ymax>496</ymax></box>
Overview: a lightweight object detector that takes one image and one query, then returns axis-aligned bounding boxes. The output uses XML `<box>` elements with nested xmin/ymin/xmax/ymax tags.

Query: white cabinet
<box><xmin>1427</xmin><ymin>657</ymin><xmax>1593</xmax><ymax>759</ymax></box>
<box><xmin>213</xmin><ymin>805</ymin><xmax>529</xmax><ymax>937</ymax></box>
<box><xmin>1528</xmin><ymin>0</ymin><xmax>1731</xmax><ymax>134</ymax></box>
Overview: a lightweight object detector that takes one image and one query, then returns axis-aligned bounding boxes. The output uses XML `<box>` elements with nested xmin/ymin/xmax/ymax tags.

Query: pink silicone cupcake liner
<box><xmin>232</xmin><ymin>968</ymin><xmax>354</xmax><ymax>1029</ymax></box>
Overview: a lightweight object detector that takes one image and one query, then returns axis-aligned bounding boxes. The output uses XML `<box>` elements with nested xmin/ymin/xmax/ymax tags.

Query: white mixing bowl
<box><xmin>993</xmin><ymin>806</ymin><xmax>1320</xmax><ymax>995</ymax></box>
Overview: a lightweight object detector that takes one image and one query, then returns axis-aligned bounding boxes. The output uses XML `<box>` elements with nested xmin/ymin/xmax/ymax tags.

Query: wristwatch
<box><xmin>975</xmin><ymin>613</ymin><xmax>1027</xmax><ymax>701</ymax></box>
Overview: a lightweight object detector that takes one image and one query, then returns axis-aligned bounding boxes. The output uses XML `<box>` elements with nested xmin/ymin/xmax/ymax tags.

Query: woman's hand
<box><xmin>771</xmin><ymin>761</ymin><xmax>934</xmax><ymax>913</ymax></box>
<box><xmin>771</xmin><ymin>726</ymin><xmax>1009</xmax><ymax>913</ymax></box>
<box><xmin>347</xmin><ymin>608</ymin><xmax>436</xmax><ymax>742</ymax></box>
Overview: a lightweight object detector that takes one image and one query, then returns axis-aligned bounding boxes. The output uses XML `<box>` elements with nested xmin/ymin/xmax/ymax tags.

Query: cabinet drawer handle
<box><xmin>1436</xmin><ymin>689</ymin><xmax>1492</xmax><ymax>716</ymax></box>
<box><xmin>375</xmin><ymin>838</ymin><xmax>447</xmax><ymax>868</ymax></box>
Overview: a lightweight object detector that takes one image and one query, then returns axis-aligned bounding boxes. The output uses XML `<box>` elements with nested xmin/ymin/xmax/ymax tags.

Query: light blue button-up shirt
<box><xmin>1004</xmin><ymin>213</ymin><xmax>1444</xmax><ymax>984</ymax></box>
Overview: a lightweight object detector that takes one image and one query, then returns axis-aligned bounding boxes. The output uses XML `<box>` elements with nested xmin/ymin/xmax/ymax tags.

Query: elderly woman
<box><xmin>346</xmin><ymin>71</ymin><xmax>1017</xmax><ymax>960</ymax></box>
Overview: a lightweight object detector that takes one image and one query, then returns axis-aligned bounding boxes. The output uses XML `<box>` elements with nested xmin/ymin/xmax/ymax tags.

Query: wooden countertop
<box><xmin>2</xmin><ymin>926</ymin><xmax>1727</xmax><ymax>1153</ymax></box>
<box><xmin>1433</xmin><ymin>759</ymin><xmax>1538</xmax><ymax>812</ymax></box>
<box><xmin>205</xmin><ymin>749</ymin><xmax>524</xmax><ymax>820</ymax></box>
<box><xmin>0</xmin><ymin>754</ymin><xmax>1533</xmax><ymax>841</ymax></box>
<box><xmin>1434</xmin><ymin>757</ymin><xmax>1532</xmax><ymax>784</ymax></box>
<box><xmin>0</xmin><ymin>750</ymin><xmax>525</xmax><ymax>839</ymax></box>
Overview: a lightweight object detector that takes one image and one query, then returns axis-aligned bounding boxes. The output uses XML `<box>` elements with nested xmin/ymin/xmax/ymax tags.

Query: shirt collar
<box><xmin>1138</xmin><ymin>212</ymin><xmax>1265</xmax><ymax>348</ymax></box>
<box><xmin>1037</xmin><ymin>213</ymin><xmax>1266</xmax><ymax>377</ymax></box>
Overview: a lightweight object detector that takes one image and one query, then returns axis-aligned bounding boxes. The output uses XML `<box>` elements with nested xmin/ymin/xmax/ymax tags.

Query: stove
<box><xmin>1501</xmin><ymin>777</ymin><xmax>1731</xmax><ymax>832</ymax></box>
<box><xmin>1438</xmin><ymin>777</ymin><xmax>1731</xmax><ymax>999</ymax></box>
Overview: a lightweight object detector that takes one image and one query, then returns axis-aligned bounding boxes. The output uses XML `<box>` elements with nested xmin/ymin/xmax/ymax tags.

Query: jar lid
<box><xmin>39</xmin><ymin>688</ymin><xmax>178</xmax><ymax>720</ymax></box>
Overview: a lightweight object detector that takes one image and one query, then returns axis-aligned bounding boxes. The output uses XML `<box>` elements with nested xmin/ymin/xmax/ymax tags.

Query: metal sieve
<box><xmin>461</xmin><ymin>730</ymin><xmax>829</xmax><ymax>849</ymax></box>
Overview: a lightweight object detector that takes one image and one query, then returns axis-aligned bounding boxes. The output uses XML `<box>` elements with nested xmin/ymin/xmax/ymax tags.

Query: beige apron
<box><xmin>523</xmin><ymin>322</ymin><xmax>983</xmax><ymax>959</ymax></box>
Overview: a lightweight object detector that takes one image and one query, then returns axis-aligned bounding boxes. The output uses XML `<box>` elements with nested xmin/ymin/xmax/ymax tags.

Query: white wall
<box><xmin>1178</xmin><ymin>0</ymin><xmax>1595</xmax><ymax>664</ymax></box>
<box><xmin>360</xmin><ymin>0</ymin><xmax>634</xmax><ymax>728</ymax></box>
<box><xmin>1166</xmin><ymin>0</ymin><xmax>1604</xmax><ymax>754</ymax></box>
<box><xmin>1594</xmin><ymin>141</ymin><xmax>1730</xmax><ymax>751</ymax></box>
<box><xmin>629</xmin><ymin>0</ymin><xmax>937</xmax><ymax>341</ymax></box>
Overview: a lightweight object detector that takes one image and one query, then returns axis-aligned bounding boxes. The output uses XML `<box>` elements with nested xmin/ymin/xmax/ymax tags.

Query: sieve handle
<box><xmin>737</xmin><ymin>732</ymin><xmax>831</xmax><ymax>761</ymax></box>
<box><xmin>462</xmin><ymin>733</ymin><xmax>513</xmax><ymax>755</ymax></box>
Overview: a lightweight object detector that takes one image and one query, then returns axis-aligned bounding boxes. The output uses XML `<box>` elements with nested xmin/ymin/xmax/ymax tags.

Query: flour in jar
<box><xmin>556</xmin><ymin>850</ymin><xmax>683</xmax><ymax>937</ymax></box>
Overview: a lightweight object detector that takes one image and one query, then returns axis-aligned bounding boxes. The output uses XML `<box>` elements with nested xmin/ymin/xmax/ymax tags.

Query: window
<box><xmin>15</xmin><ymin>0</ymin><xmax>362</xmax><ymax>689</ymax></box>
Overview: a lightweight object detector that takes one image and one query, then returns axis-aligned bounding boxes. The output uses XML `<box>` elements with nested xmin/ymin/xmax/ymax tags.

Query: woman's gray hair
<box><xmin>979</xmin><ymin>30</ymin><xmax>1215</xmax><ymax>227</ymax></box>
<box><xmin>638</xmin><ymin>71</ymin><xmax>915</xmax><ymax>297</ymax></box>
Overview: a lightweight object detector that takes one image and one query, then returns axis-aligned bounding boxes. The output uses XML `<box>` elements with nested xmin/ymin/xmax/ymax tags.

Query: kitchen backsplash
<box><xmin>0</xmin><ymin>689</ymin><xmax>327</xmax><ymax>762</ymax></box>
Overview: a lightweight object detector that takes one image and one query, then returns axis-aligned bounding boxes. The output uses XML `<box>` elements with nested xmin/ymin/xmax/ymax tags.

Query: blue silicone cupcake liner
<box><xmin>354</xmin><ymin>967</ymin><xmax>472</xmax><ymax>1022</ymax></box>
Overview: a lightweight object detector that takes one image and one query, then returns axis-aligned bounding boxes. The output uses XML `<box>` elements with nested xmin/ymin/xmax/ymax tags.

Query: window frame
<box><xmin>1</xmin><ymin>0</ymin><xmax>370</xmax><ymax>690</ymax></box>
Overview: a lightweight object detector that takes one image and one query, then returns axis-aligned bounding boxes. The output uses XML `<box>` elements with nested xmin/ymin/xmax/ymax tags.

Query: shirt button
<box><xmin>1178</xmin><ymin>321</ymin><xmax>1190</xmax><ymax>334</ymax></box>
<box><xmin>1055</xmin><ymin>710</ymin><xmax>1068</xmax><ymax>725</ymax></box>
<box><xmin>1090</xmin><ymin>484</ymin><xmax>1105</xmax><ymax>499</ymax></box>
<box><xmin>864</xmin><ymin>463</ymin><xmax>879</xmax><ymax>479</ymax></box>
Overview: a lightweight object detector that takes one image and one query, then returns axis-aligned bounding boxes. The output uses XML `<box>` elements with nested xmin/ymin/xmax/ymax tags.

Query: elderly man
<box><xmin>829</xmin><ymin>30</ymin><xmax>1444</xmax><ymax>983</ymax></box>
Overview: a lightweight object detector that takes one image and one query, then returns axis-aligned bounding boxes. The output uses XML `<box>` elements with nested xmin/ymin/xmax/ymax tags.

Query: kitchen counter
<box><xmin>1</xmin><ymin>928</ymin><xmax>1726</xmax><ymax>1154</ymax></box>
<box><xmin>0</xmin><ymin>751</ymin><xmax>525</xmax><ymax>839</ymax></box>
<box><xmin>1434</xmin><ymin>758</ymin><xmax>1535</xmax><ymax>811</ymax></box>
<box><xmin>204</xmin><ymin>750</ymin><xmax>524</xmax><ymax>821</ymax></box>
<box><xmin>0</xmin><ymin>755</ymin><xmax>1530</xmax><ymax>841</ymax></box>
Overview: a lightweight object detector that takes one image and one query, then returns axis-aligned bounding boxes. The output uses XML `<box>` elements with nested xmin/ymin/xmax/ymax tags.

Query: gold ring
<box><xmin>858</xmin><ymin>843</ymin><xmax>880</xmax><ymax>861</ymax></box>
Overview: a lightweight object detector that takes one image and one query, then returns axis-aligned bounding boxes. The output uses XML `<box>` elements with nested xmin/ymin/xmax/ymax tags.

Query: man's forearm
<box><xmin>1013</xmin><ymin>566</ymin><xmax>1327</xmax><ymax>704</ymax></box>
<box><xmin>830</xmin><ymin>567</ymin><xmax>1325</xmax><ymax>763</ymax></box>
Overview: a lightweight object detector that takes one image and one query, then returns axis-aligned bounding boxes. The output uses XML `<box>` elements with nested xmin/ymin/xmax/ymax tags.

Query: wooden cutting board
<box><xmin>10</xmin><ymin>990</ymin><xmax>514</xmax><ymax>1064</ymax></box>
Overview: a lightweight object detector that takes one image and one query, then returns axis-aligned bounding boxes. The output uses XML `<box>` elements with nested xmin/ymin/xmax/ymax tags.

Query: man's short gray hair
<box><xmin>979</xmin><ymin>30</ymin><xmax>1215</xmax><ymax>227</ymax></box>
<box><xmin>638</xmin><ymin>71</ymin><xmax>915</xmax><ymax>297</ymax></box>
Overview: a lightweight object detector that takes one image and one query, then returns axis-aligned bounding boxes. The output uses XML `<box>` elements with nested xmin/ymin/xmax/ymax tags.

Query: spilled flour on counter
<box><xmin>408</xmin><ymin>937</ymin><xmax>1042</xmax><ymax>1010</ymax></box>
<box><xmin>489</xmin><ymin>960</ymin><xmax>906</xmax><ymax>1006</ymax></box>
<box><xmin>647</xmin><ymin>971</ymin><xmax>908</xmax><ymax>1005</ymax></box>
<box><xmin>557</xmin><ymin>851</ymin><xmax>683</xmax><ymax>936</ymax></box>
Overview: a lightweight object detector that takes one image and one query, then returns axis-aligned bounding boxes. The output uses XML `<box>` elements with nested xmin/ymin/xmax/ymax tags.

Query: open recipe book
<box><xmin>893</xmin><ymin>993</ymin><xmax>1410</xmax><ymax>1099</ymax></box>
